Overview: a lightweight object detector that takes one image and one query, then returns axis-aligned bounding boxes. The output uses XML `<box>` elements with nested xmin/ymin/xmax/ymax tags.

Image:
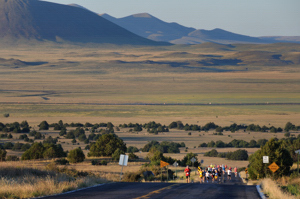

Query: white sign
<box><xmin>263</xmin><ymin>156</ymin><xmax>269</xmax><ymax>164</ymax></box>
<box><xmin>119</xmin><ymin>154</ymin><xmax>128</xmax><ymax>166</ymax></box>
<box><xmin>191</xmin><ymin>157</ymin><xmax>196</xmax><ymax>163</ymax></box>
<box><xmin>295</xmin><ymin>149</ymin><xmax>300</xmax><ymax>154</ymax></box>
<box><xmin>173</xmin><ymin>161</ymin><xmax>179</xmax><ymax>167</ymax></box>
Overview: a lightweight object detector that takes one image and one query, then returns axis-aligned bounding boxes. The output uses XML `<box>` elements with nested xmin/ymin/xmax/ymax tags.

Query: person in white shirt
<box><xmin>227</xmin><ymin>168</ymin><xmax>232</xmax><ymax>180</ymax></box>
<box><xmin>205</xmin><ymin>168</ymin><xmax>210</xmax><ymax>183</ymax></box>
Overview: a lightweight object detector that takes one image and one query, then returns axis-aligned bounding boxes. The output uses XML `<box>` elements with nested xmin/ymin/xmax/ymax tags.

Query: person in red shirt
<box><xmin>184</xmin><ymin>165</ymin><xmax>191</xmax><ymax>183</ymax></box>
<box><xmin>234</xmin><ymin>166</ymin><xmax>238</xmax><ymax>177</ymax></box>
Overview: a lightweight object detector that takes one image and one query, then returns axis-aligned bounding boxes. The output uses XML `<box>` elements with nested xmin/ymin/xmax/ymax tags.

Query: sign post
<box><xmin>263</xmin><ymin>156</ymin><xmax>269</xmax><ymax>178</ymax></box>
<box><xmin>245</xmin><ymin>168</ymin><xmax>248</xmax><ymax>181</ymax></box>
<box><xmin>268</xmin><ymin>162</ymin><xmax>279</xmax><ymax>180</ymax></box>
<box><xmin>295</xmin><ymin>149</ymin><xmax>300</xmax><ymax>176</ymax></box>
<box><xmin>173</xmin><ymin>161</ymin><xmax>179</xmax><ymax>178</ymax></box>
<box><xmin>160</xmin><ymin>160</ymin><xmax>170</xmax><ymax>182</ymax></box>
<box><xmin>191</xmin><ymin>157</ymin><xmax>196</xmax><ymax>174</ymax></box>
<box><xmin>119</xmin><ymin>154</ymin><xmax>128</xmax><ymax>182</ymax></box>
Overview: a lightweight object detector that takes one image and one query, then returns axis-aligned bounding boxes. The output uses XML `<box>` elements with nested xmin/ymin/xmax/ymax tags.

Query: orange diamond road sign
<box><xmin>268</xmin><ymin>162</ymin><xmax>280</xmax><ymax>173</ymax></box>
<box><xmin>160</xmin><ymin>160</ymin><xmax>170</xmax><ymax>168</ymax></box>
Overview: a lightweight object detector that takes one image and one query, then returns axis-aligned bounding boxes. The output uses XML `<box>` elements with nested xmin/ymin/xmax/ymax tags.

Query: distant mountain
<box><xmin>100</xmin><ymin>12</ymin><xmax>300</xmax><ymax>45</ymax></box>
<box><xmin>0</xmin><ymin>0</ymin><xmax>163</xmax><ymax>45</ymax></box>
<box><xmin>100</xmin><ymin>13</ymin><xmax>196</xmax><ymax>42</ymax></box>
<box><xmin>68</xmin><ymin>4</ymin><xmax>91</xmax><ymax>11</ymax></box>
<box><xmin>171</xmin><ymin>28</ymin><xmax>268</xmax><ymax>44</ymax></box>
<box><xmin>259</xmin><ymin>36</ymin><xmax>300</xmax><ymax>43</ymax></box>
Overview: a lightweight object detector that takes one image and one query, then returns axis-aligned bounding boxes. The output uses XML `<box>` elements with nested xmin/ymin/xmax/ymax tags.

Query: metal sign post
<box><xmin>295</xmin><ymin>149</ymin><xmax>300</xmax><ymax>176</ymax></box>
<box><xmin>119</xmin><ymin>154</ymin><xmax>128</xmax><ymax>182</ymax></box>
<box><xmin>263</xmin><ymin>156</ymin><xmax>269</xmax><ymax>178</ymax></box>
<box><xmin>173</xmin><ymin>161</ymin><xmax>178</xmax><ymax>178</ymax></box>
<box><xmin>191</xmin><ymin>157</ymin><xmax>196</xmax><ymax>174</ymax></box>
<box><xmin>160</xmin><ymin>160</ymin><xmax>170</xmax><ymax>182</ymax></box>
<box><xmin>269</xmin><ymin>162</ymin><xmax>280</xmax><ymax>180</ymax></box>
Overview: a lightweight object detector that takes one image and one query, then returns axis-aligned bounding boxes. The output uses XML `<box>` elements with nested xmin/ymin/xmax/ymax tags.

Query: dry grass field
<box><xmin>0</xmin><ymin>43</ymin><xmax>300</xmax><ymax>198</ymax></box>
<box><xmin>0</xmin><ymin>42</ymin><xmax>300</xmax><ymax>127</ymax></box>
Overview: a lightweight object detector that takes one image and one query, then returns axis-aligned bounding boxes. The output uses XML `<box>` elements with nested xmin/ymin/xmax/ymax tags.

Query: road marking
<box><xmin>134</xmin><ymin>184</ymin><xmax>180</xmax><ymax>199</ymax></box>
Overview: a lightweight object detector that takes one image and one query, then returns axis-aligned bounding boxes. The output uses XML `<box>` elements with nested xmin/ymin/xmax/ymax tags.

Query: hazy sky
<box><xmin>42</xmin><ymin>0</ymin><xmax>300</xmax><ymax>37</ymax></box>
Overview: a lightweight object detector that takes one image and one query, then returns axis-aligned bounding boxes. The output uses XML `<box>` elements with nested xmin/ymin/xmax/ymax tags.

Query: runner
<box><xmin>222</xmin><ymin>164</ymin><xmax>225</xmax><ymax>175</ymax></box>
<box><xmin>227</xmin><ymin>168</ymin><xmax>232</xmax><ymax>180</ymax></box>
<box><xmin>198</xmin><ymin>167</ymin><xmax>203</xmax><ymax>183</ymax></box>
<box><xmin>234</xmin><ymin>166</ymin><xmax>238</xmax><ymax>177</ymax></box>
<box><xmin>214</xmin><ymin>168</ymin><xmax>218</xmax><ymax>182</ymax></box>
<box><xmin>218</xmin><ymin>166</ymin><xmax>222</xmax><ymax>182</ymax></box>
<box><xmin>211</xmin><ymin>168</ymin><xmax>215</xmax><ymax>183</ymax></box>
<box><xmin>205</xmin><ymin>168</ymin><xmax>210</xmax><ymax>183</ymax></box>
<box><xmin>184</xmin><ymin>165</ymin><xmax>191</xmax><ymax>183</ymax></box>
<box><xmin>202</xmin><ymin>168</ymin><xmax>206</xmax><ymax>182</ymax></box>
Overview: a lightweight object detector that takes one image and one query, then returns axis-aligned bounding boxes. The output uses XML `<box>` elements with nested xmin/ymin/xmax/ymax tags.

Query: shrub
<box><xmin>129</xmin><ymin>152</ymin><xmax>139</xmax><ymax>160</ymax></box>
<box><xmin>65</xmin><ymin>131</ymin><xmax>75</xmax><ymax>139</ymax></box>
<box><xmin>0</xmin><ymin>148</ymin><xmax>7</xmax><ymax>161</ymax></box>
<box><xmin>3</xmin><ymin>113</ymin><xmax>9</xmax><ymax>118</ymax></box>
<box><xmin>68</xmin><ymin>148</ymin><xmax>85</xmax><ymax>163</ymax></box>
<box><xmin>181</xmin><ymin>152</ymin><xmax>199</xmax><ymax>167</ymax></box>
<box><xmin>88</xmin><ymin>133</ymin><xmax>126</xmax><ymax>157</ymax></box>
<box><xmin>59</xmin><ymin>128</ymin><xmax>67</xmax><ymax>136</ymax></box>
<box><xmin>21</xmin><ymin>143</ymin><xmax>45</xmax><ymax>160</ymax></box>
<box><xmin>21</xmin><ymin>143</ymin><xmax>66</xmax><ymax>160</ymax></box>
<box><xmin>34</xmin><ymin>132</ymin><xmax>42</xmax><ymax>139</ymax></box>
<box><xmin>91</xmin><ymin>159</ymin><xmax>108</xmax><ymax>166</ymax></box>
<box><xmin>55</xmin><ymin>158</ymin><xmax>69</xmax><ymax>165</ymax></box>
<box><xmin>199</xmin><ymin>143</ymin><xmax>208</xmax><ymax>147</ymax></box>
<box><xmin>248</xmin><ymin>138</ymin><xmax>293</xmax><ymax>179</ymax></box>
<box><xmin>6</xmin><ymin>155</ymin><xmax>19</xmax><ymax>161</ymax></box>
<box><xmin>204</xmin><ymin>149</ymin><xmax>218</xmax><ymax>157</ymax></box>
<box><xmin>112</xmin><ymin>148</ymin><xmax>125</xmax><ymax>161</ymax></box>
<box><xmin>3</xmin><ymin>142</ymin><xmax>14</xmax><ymax>149</ymax></box>
<box><xmin>127</xmin><ymin>146</ymin><xmax>139</xmax><ymax>153</ymax></box>
<box><xmin>101</xmin><ymin>160</ymin><xmax>108</xmax><ymax>165</ymax></box>
<box><xmin>39</xmin><ymin>121</ymin><xmax>49</xmax><ymax>130</ymax></box>
<box><xmin>122</xmin><ymin>172</ymin><xmax>141</xmax><ymax>182</ymax></box>
<box><xmin>226</xmin><ymin>149</ymin><xmax>248</xmax><ymax>160</ymax></box>
<box><xmin>43</xmin><ymin>136</ymin><xmax>58</xmax><ymax>144</ymax></box>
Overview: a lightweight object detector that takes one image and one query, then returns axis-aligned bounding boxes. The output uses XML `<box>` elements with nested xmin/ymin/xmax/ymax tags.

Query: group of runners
<box><xmin>184</xmin><ymin>164</ymin><xmax>238</xmax><ymax>183</ymax></box>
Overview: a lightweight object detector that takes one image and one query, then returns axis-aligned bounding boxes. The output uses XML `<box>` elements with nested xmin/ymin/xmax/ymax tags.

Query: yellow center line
<box><xmin>134</xmin><ymin>184</ymin><xmax>180</xmax><ymax>199</ymax></box>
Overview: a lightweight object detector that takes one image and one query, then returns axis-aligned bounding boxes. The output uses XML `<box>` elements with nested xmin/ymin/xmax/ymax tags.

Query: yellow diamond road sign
<box><xmin>268</xmin><ymin>162</ymin><xmax>279</xmax><ymax>173</ymax></box>
<box><xmin>160</xmin><ymin>160</ymin><xmax>170</xmax><ymax>168</ymax></box>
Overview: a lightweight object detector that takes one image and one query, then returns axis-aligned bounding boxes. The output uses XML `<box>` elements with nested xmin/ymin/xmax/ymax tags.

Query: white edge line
<box><xmin>239</xmin><ymin>172</ymin><xmax>266</xmax><ymax>199</ymax></box>
<box><xmin>256</xmin><ymin>184</ymin><xmax>267</xmax><ymax>199</ymax></box>
<box><xmin>31</xmin><ymin>183</ymin><xmax>107</xmax><ymax>199</ymax></box>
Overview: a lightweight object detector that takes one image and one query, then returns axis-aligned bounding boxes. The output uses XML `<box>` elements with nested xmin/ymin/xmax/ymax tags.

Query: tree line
<box><xmin>1</xmin><ymin>120</ymin><xmax>299</xmax><ymax>135</ymax></box>
<box><xmin>204</xmin><ymin>149</ymin><xmax>248</xmax><ymax>160</ymax></box>
<box><xmin>199</xmin><ymin>139</ymin><xmax>269</xmax><ymax>148</ymax></box>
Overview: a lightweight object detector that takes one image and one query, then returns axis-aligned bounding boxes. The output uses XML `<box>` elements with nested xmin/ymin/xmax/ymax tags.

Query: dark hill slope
<box><xmin>0</xmin><ymin>0</ymin><xmax>163</xmax><ymax>45</ymax></box>
<box><xmin>101</xmin><ymin>13</ymin><xmax>196</xmax><ymax>42</ymax></box>
<box><xmin>171</xmin><ymin>29</ymin><xmax>268</xmax><ymax>44</ymax></box>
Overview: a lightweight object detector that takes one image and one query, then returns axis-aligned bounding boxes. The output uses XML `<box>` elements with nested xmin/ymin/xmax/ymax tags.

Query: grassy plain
<box><xmin>0</xmin><ymin>42</ymin><xmax>300</xmax><ymax>127</ymax></box>
<box><xmin>0</xmin><ymin>43</ymin><xmax>300</xmax><ymax>197</ymax></box>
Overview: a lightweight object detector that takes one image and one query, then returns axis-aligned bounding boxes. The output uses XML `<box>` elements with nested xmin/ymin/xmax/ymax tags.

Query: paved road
<box><xmin>42</xmin><ymin>175</ymin><xmax>260</xmax><ymax>199</ymax></box>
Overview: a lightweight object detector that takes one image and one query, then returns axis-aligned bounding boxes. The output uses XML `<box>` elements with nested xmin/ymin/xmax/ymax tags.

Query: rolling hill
<box><xmin>100</xmin><ymin>13</ymin><xmax>196</xmax><ymax>42</ymax></box>
<box><xmin>171</xmin><ymin>28</ymin><xmax>268</xmax><ymax>44</ymax></box>
<box><xmin>0</xmin><ymin>0</ymin><xmax>164</xmax><ymax>45</ymax></box>
<box><xmin>100</xmin><ymin>13</ymin><xmax>279</xmax><ymax>44</ymax></box>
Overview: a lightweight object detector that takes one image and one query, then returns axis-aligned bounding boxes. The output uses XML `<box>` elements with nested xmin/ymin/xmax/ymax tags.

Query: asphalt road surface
<box><xmin>42</xmin><ymin>174</ymin><xmax>260</xmax><ymax>199</ymax></box>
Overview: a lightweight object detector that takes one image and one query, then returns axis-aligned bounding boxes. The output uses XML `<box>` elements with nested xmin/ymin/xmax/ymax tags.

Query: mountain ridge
<box><xmin>99</xmin><ymin>12</ymin><xmax>300</xmax><ymax>44</ymax></box>
<box><xmin>0</xmin><ymin>0</ymin><xmax>165</xmax><ymax>45</ymax></box>
<box><xmin>101</xmin><ymin>12</ymin><xmax>196</xmax><ymax>42</ymax></box>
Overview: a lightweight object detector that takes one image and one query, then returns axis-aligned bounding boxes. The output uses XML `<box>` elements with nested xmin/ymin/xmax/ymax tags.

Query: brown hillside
<box><xmin>0</xmin><ymin>0</ymin><xmax>163</xmax><ymax>45</ymax></box>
